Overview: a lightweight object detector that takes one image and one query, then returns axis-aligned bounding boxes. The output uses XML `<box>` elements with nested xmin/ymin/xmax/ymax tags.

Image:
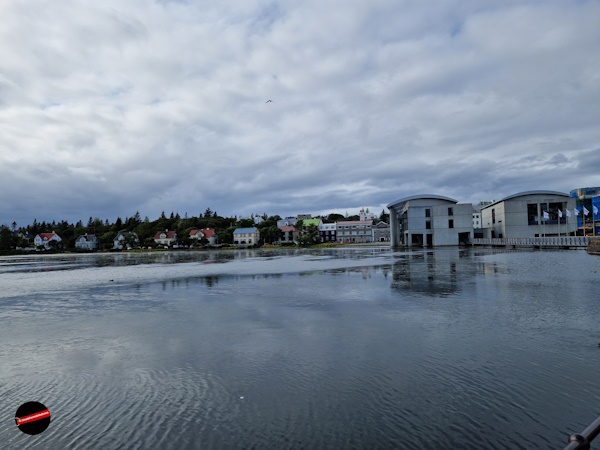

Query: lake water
<box><xmin>0</xmin><ymin>247</ymin><xmax>599</xmax><ymax>449</ymax></box>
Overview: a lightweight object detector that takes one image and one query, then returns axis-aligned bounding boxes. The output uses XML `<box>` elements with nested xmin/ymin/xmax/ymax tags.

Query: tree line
<box><xmin>0</xmin><ymin>208</ymin><xmax>389</xmax><ymax>251</ymax></box>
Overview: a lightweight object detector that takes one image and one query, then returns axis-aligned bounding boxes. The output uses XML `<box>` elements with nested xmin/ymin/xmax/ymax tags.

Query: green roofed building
<box><xmin>301</xmin><ymin>218</ymin><xmax>321</xmax><ymax>227</ymax></box>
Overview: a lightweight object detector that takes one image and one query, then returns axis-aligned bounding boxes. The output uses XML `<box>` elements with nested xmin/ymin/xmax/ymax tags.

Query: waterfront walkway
<box><xmin>471</xmin><ymin>236</ymin><xmax>590</xmax><ymax>249</ymax></box>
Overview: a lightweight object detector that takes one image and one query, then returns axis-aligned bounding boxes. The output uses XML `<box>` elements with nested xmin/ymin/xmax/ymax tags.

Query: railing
<box><xmin>471</xmin><ymin>237</ymin><xmax>590</xmax><ymax>247</ymax></box>
<box><xmin>564</xmin><ymin>414</ymin><xmax>600</xmax><ymax>450</ymax></box>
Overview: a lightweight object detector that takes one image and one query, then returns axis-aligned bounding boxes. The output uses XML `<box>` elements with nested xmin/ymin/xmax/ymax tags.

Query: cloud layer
<box><xmin>1</xmin><ymin>0</ymin><xmax>599</xmax><ymax>225</ymax></box>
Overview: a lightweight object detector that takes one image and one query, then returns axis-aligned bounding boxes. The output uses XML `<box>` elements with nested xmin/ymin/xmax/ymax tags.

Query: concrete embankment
<box><xmin>588</xmin><ymin>237</ymin><xmax>600</xmax><ymax>255</ymax></box>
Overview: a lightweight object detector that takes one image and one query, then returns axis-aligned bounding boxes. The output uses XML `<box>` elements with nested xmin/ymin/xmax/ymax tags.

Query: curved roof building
<box><xmin>387</xmin><ymin>194</ymin><xmax>473</xmax><ymax>247</ymax></box>
<box><xmin>479</xmin><ymin>190</ymin><xmax>576</xmax><ymax>238</ymax></box>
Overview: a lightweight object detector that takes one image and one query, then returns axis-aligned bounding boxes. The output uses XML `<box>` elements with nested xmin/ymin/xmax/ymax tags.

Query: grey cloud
<box><xmin>0</xmin><ymin>0</ymin><xmax>599</xmax><ymax>225</ymax></box>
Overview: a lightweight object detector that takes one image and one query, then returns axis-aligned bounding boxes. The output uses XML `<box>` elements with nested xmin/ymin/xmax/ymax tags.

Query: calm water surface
<box><xmin>0</xmin><ymin>247</ymin><xmax>599</xmax><ymax>449</ymax></box>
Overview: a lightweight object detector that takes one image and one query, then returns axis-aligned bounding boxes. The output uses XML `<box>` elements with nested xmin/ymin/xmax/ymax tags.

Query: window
<box><xmin>425</xmin><ymin>209</ymin><xmax>431</xmax><ymax>218</ymax></box>
<box><xmin>527</xmin><ymin>204</ymin><xmax>538</xmax><ymax>225</ymax></box>
<box><xmin>426</xmin><ymin>221</ymin><xmax>431</xmax><ymax>230</ymax></box>
<box><xmin>548</xmin><ymin>202</ymin><xmax>564</xmax><ymax>224</ymax></box>
<box><xmin>448</xmin><ymin>207</ymin><xmax>453</xmax><ymax>216</ymax></box>
<box><xmin>492</xmin><ymin>209</ymin><xmax>496</xmax><ymax>224</ymax></box>
<box><xmin>449</xmin><ymin>219</ymin><xmax>454</xmax><ymax>229</ymax></box>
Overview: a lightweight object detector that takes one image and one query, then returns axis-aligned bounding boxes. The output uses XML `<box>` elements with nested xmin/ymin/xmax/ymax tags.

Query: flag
<box><xmin>566</xmin><ymin>209</ymin><xmax>571</xmax><ymax>218</ymax></box>
<box><xmin>558</xmin><ymin>209</ymin><xmax>563</xmax><ymax>218</ymax></box>
<box><xmin>583</xmin><ymin>206</ymin><xmax>590</xmax><ymax>216</ymax></box>
<box><xmin>594</xmin><ymin>205</ymin><xmax>599</xmax><ymax>216</ymax></box>
<box><xmin>543</xmin><ymin>211</ymin><xmax>549</xmax><ymax>220</ymax></box>
<box><xmin>574</xmin><ymin>208</ymin><xmax>580</xmax><ymax>216</ymax></box>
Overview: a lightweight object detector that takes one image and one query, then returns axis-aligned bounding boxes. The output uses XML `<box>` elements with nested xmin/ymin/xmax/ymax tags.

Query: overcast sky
<box><xmin>1</xmin><ymin>0</ymin><xmax>598</xmax><ymax>226</ymax></box>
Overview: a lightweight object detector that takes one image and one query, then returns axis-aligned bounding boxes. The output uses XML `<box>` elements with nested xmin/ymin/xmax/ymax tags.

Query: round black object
<box><xmin>15</xmin><ymin>401</ymin><xmax>51</xmax><ymax>435</ymax></box>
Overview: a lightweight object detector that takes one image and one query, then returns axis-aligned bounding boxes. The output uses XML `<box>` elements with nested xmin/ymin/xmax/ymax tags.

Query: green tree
<box><xmin>298</xmin><ymin>224</ymin><xmax>321</xmax><ymax>246</ymax></box>
<box><xmin>219</xmin><ymin>226</ymin><xmax>236</xmax><ymax>245</ymax></box>
<box><xmin>238</xmin><ymin>218</ymin><xmax>254</xmax><ymax>228</ymax></box>
<box><xmin>0</xmin><ymin>227</ymin><xmax>12</xmax><ymax>250</ymax></box>
<box><xmin>101</xmin><ymin>231</ymin><xmax>116</xmax><ymax>249</ymax></box>
<box><xmin>261</xmin><ymin>226</ymin><xmax>283</xmax><ymax>244</ymax></box>
<box><xmin>379</xmin><ymin>209</ymin><xmax>390</xmax><ymax>223</ymax></box>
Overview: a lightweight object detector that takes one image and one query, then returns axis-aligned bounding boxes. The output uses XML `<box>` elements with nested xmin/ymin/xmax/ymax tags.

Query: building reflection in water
<box><xmin>390</xmin><ymin>248</ymin><xmax>483</xmax><ymax>297</ymax></box>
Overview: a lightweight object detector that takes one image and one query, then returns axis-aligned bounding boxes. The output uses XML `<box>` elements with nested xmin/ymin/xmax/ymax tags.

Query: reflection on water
<box><xmin>0</xmin><ymin>248</ymin><xmax>599</xmax><ymax>449</ymax></box>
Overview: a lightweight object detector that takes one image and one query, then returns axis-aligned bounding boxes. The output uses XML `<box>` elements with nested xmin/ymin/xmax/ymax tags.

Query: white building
<box><xmin>34</xmin><ymin>232</ymin><xmax>62</xmax><ymax>249</ymax></box>
<box><xmin>154</xmin><ymin>230</ymin><xmax>177</xmax><ymax>246</ymax></box>
<box><xmin>114</xmin><ymin>232</ymin><xmax>139</xmax><ymax>249</ymax></box>
<box><xmin>277</xmin><ymin>217</ymin><xmax>297</xmax><ymax>227</ymax></box>
<box><xmin>473</xmin><ymin>210</ymin><xmax>481</xmax><ymax>228</ymax></box>
<box><xmin>372</xmin><ymin>221</ymin><xmax>391</xmax><ymax>242</ymax></box>
<box><xmin>480</xmin><ymin>190</ymin><xmax>576</xmax><ymax>238</ymax></box>
<box><xmin>387</xmin><ymin>195</ymin><xmax>473</xmax><ymax>247</ymax></box>
<box><xmin>75</xmin><ymin>234</ymin><xmax>98</xmax><ymax>250</ymax></box>
<box><xmin>359</xmin><ymin>208</ymin><xmax>378</xmax><ymax>221</ymax></box>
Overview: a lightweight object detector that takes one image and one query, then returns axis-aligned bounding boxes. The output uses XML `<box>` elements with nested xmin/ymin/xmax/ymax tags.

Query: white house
<box><xmin>189</xmin><ymin>228</ymin><xmax>217</xmax><ymax>245</ymax></box>
<box><xmin>113</xmin><ymin>232</ymin><xmax>139</xmax><ymax>250</ymax></box>
<box><xmin>277</xmin><ymin>217</ymin><xmax>297</xmax><ymax>227</ymax></box>
<box><xmin>387</xmin><ymin>195</ymin><xmax>473</xmax><ymax>247</ymax></box>
<box><xmin>34</xmin><ymin>232</ymin><xmax>62</xmax><ymax>249</ymax></box>
<box><xmin>75</xmin><ymin>234</ymin><xmax>98</xmax><ymax>250</ymax></box>
<box><xmin>154</xmin><ymin>230</ymin><xmax>177</xmax><ymax>246</ymax></box>
<box><xmin>372</xmin><ymin>221</ymin><xmax>391</xmax><ymax>242</ymax></box>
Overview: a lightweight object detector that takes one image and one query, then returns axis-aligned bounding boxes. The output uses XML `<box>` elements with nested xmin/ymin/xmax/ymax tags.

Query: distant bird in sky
<box><xmin>265</xmin><ymin>100</ymin><xmax>273</xmax><ymax>103</ymax></box>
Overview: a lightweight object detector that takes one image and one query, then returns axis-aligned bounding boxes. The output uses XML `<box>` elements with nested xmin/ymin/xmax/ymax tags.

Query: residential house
<box><xmin>75</xmin><ymin>234</ymin><xmax>98</xmax><ymax>250</ymax></box>
<box><xmin>201</xmin><ymin>228</ymin><xmax>217</xmax><ymax>245</ymax></box>
<box><xmin>189</xmin><ymin>229</ymin><xmax>205</xmax><ymax>242</ymax></box>
<box><xmin>300</xmin><ymin>218</ymin><xmax>322</xmax><ymax>228</ymax></box>
<box><xmin>113</xmin><ymin>232</ymin><xmax>139</xmax><ymax>250</ymax></box>
<box><xmin>233</xmin><ymin>228</ymin><xmax>260</xmax><ymax>247</ymax></box>
<box><xmin>278</xmin><ymin>225</ymin><xmax>299</xmax><ymax>244</ymax></box>
<box><xmin>387</xmin><ymin>195</ymin><xmax>473</xmax><ymax>247</ymax></box>
<box><xmin>154</xmin><ymin>230</ymin><xmax>177</xmax><ymax>247</ymax></box>
<box><xmin>318</xmin><ymin>223</ymin><xmax>337</xmax><ymax>243</ymax></box>
<box><xmin>190</xmin><ymin>228</ymin><xmax>217</xmax><ymax>245</ymax></box>
<box><xmin>277</xmin><ymin>217</ymin><xmax>297</xmax><ymax>227</ymax></box>
<box><xmin>372</xmin><ymin>221</ymin><xmax>390</xmax><ymax>242</ymax></box>
<box><xmin>34</xmin><ymin>231</ymin><xmax>62</xmax><ymax>249</ymax></box>
<box><xmin>336</xmin><ymin>220</ymin><xmax>373</xmax><ymax>243</ymax></box>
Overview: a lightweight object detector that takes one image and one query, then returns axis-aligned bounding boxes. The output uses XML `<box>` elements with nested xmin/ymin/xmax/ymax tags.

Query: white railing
<box><xmin>471</xmin><ymin>237</ymin><xmax>590</xmax><ymax>247</ymax></box>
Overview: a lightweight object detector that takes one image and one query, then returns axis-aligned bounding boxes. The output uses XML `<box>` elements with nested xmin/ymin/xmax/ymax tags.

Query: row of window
<box><xmin>425</xmin><ymin>207</ymin><xmax>453</xmax><ymax>217</ymax></box>
<box><xmin>424</xmin><ymin>220</ymin><xmax>454</xmax><ymax>229</ymax></box>
<box><xmin>336</xmin><ymin>225</ymin><xmax>372</xmax><ymax>230</ymax></box>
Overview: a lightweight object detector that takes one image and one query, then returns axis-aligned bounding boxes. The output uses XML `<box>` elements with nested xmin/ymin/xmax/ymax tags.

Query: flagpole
<box><xmin>559</xmin><ymin>210</ymin><xmax>562</xmax><ymax>237</ymax></box>
<box><xmin>543</xmin><ymin>212</ymin><xmax>545</xmax><ymax>237</ymax></box>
